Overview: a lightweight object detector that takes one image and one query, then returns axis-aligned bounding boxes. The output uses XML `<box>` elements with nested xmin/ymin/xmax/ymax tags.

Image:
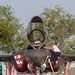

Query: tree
<box><xmin>40</xmin><ymin>5</ymin><xmax>75</xmax><ymax>53</ymax></box>
<box><xmin>0</xmin><ymin>5</ymin><xmax>28</xmax><ymax>53</ymax></box>
<box><xmin>63</xmin><ymin>37</ymin><xmax>75</xmax><ymax>54</ymax></box>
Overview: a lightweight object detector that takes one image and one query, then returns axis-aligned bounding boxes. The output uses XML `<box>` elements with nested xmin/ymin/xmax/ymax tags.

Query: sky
<box><xmin>0</xmin><ymin>0</ymin><xmax>75</xmax><ymax>28</ymax></box>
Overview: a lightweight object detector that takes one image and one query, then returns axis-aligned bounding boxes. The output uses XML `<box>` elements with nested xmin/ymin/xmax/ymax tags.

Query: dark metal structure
<box><xmin>0</xmin><ymin>16</ymin><xmax>75</xmax><ymax>74</ymax></box>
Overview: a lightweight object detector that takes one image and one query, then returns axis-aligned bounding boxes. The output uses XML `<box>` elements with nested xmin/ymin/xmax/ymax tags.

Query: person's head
<box><xmin>50</xmin><ymin>43</ymin><xmax>55</xmax><ymax>47</ymax></box>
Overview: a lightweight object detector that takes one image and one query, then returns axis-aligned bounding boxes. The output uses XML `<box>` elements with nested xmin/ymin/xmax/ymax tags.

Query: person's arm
<box><xmin>44</xmin><ymin>46</ymin><xmax>53</xmax><ymax>50</ymax></box>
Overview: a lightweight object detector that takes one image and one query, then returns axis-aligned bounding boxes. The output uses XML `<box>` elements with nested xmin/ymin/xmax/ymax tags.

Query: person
<box><xmin>44</xmin><ymin>43</ymin><xmax>60</xmax><ymax>55</ymax></box>
<box><xmin>44</xmin><ymin>43</ymin><xmax>61</xmax><ymax>66</ymax></box>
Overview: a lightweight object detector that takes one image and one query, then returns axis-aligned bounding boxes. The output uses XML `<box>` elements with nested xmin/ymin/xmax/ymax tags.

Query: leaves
<box><xmin>40</xmin><ymin>5</ymin><xmax>75</xmax><ymax>53</ymax></box>
<box><xmin>0</xmin><ymin>5</ymin><xmax>27</xmax><ymax>53</ymax></box>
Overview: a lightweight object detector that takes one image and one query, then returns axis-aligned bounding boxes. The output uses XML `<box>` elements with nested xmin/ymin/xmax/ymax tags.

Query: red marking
<box><xmin>8</xmin><ymin>66</ymin><xmax>15</xmax><ymax>75</ymax></box>
<box><xmin>15</xmin><ymin>58</ymin><xmax>22</xmax><ymax>61</ymax></box>
<box><xmin>17</xmin><ymin>63</ymin><xmax>27</xmax><ymax>67</ymax></box>
<box><xmin>8</xmin><ymin>67</ymin><xmax>12</xmax><ymax>75</ymax></box>
<box><xmin>34</xmin><ymin>70</ymin><xmax>36</xmax><ymax>75</ymax></box>
<box><xmin>56</xmin><ymin>57</ymin><xmax>60</xmax><ymax>60</ymax></box>
<box><xmin>14</xmin><ymin>53</ymin><xmax>27</xmax><ymax>67</ymax></box>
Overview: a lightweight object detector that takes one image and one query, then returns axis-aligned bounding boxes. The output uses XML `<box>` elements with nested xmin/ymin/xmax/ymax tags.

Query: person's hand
<box><xmin>44</xmin><ymin>46</ymin><xmax>48</xmax><ymax>49</ymax></box>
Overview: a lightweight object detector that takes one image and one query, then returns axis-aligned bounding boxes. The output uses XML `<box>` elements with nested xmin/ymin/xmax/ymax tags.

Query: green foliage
<box><xmin>40</xmin><ymin>5</ymin><xmax>75</xmax><ymax>53</ymax></box>
<box><xmin>63</xmin><ymin>38</ymin><xmax>75</xmax><ymax>54</ymax></box>
<box><xmin>0</xmin><ymin>5</ymin><xmax>28</xmax><ymax>53</ymax></box>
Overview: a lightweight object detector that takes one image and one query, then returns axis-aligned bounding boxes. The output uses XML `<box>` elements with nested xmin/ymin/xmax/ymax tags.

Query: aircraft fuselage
<box><xmin>25</xmin><ymin>49</ymin><xmax>50</xmax><ymax>68</ymax></box>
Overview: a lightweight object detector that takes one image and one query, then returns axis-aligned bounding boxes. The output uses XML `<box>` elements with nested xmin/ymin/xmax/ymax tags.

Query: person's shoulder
<box><xmin>53</xmin><ymin>45</ymin><xmax>57</xmax><ymax>47</ymax></box>
<box><xmin>53</xmin><ymin>45</ymin><xmax>59</xmax><ymax>49</ymax></box>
